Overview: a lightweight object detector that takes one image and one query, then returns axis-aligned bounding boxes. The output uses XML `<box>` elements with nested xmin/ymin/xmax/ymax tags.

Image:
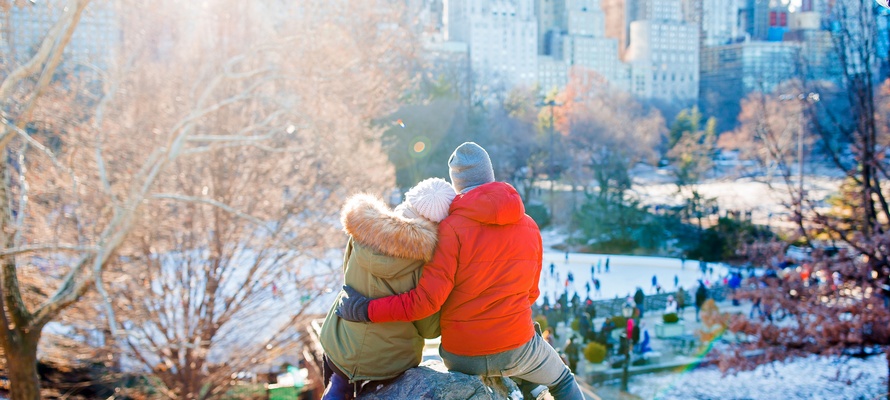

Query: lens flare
<box><xmin>409</xmin><ymin>136</ymin><xmax>431</xmax><ymax>159</ymax></box>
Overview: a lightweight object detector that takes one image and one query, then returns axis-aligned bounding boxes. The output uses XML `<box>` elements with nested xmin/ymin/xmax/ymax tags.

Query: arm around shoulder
<box><xmin>368</xmin><ymin>221</ymin><xmax>460</xmax><ymax>323</ymax></box>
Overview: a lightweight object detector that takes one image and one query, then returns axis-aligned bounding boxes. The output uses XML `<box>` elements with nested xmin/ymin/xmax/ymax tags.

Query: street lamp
<box><xmin>536</xmin><ymin>99</ymin><xmax>562</xmax><ymax>224</ymax></box>
<box><xmin>620</xmin><ymin>302</ymin><xmax>635</xmax><ymax>392</ymax></box>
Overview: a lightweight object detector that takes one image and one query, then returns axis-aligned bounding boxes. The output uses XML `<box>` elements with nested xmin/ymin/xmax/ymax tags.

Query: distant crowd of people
<box><xmin>532</xmin><ymin>273</ymin><xmax>720</xmax><ymax>372</ymax></box>
<box><xmin>548</xmin><ymin>258</ymin><xmax>611</xmax><ymax>299</ymax></box>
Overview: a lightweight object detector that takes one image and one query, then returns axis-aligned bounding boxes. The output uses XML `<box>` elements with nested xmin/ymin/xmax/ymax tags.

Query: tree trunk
<box><xmin>7</xmin><ymin>332</ymin><xmax>41</xmax><ymax>400</ymax></box>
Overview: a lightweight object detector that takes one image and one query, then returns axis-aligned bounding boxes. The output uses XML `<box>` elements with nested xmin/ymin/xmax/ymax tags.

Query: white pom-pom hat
<box><xmin>404</xmin><ymin>178</ymin><xmax>457</xmax><ymax>223</ymax></box>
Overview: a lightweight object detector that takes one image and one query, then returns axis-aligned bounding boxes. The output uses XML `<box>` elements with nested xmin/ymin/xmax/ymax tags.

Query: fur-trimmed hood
<box><xmin>341</xmin><ymin>194</ymin><xmax>439</xmax><ymax>264</ymax></box>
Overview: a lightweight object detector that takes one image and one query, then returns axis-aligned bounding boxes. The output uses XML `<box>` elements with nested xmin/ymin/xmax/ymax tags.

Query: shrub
<box><xmin>696</xmin><ymin>298</ymin><xmax>728</xmax><ymax>344</ymax></box>
<box><xmin>575</xmin><ymin>194</ymin><xmax>679</xmax><ymax>253</ymax></box>
<box><xmin>535</xmin><ymin>315</ymin><xmax>548</xmax><ymax>332</ymax></box>
<box><xmin>571</xmin><ymin>318</ymin><xmax>580</xmax><ymax>332</ymax></box>
<box><xmin>701</xmin><ymin>299</ymin><xmax>719</xmax><ymax>313</ymax></box>
<box><xmin>525</xmin><ymin>202</ymin><xmax>550</xmax><ymax>228</ymax></box>
<box><xmin>700</xmin><ymin>299</ymin><xmax>724</xmax><ymax>327</ymax></box>
<box><xmin>663</xmin><ymin>312</ymin><xmax>679</xmax><ymax>323</ymax></box>
<box><xmin>584</xmin><ymin>342</ymin><xmax>607</xmax><ymax>364</ymax></box>
<box><xmin>686</xmin><ymin>217</ymin><xmax>775</xmax><ymax>262</ymax></box>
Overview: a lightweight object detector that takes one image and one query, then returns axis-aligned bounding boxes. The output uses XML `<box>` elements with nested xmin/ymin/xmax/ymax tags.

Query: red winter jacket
<box><xmin>368</xmin><ymin>182</ymin><xmax>543</xmax><ymax>356</ymax></box>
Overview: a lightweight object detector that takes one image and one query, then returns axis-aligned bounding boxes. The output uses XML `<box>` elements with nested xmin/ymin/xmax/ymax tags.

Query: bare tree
<box><xmin>559</xmin><ymin>69</ymin><xmax>665</xmax><ymax>201</ymax></box>
<box><xmin>0</xmin><ymin>0</ymin><xmax>411</xmax><ymax>398</ymax></box>
<box><xmin>111</xmin><ymin>146</ymin><xmax>339</xmax><ymax>399</ymax></box>
<box><xmin>721</xmin><ymin>82</ymin><xmax>819</xmax><ymax>235</ymax></box>
<box><xmin>723</xmin><ymin>88</ymin><xmax>803</xmax><ymax>179</ymax></box>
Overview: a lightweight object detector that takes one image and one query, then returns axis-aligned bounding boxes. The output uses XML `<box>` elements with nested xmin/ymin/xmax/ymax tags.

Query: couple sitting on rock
<box><xmin>319</xmin><ymin>142</ymin><xmax>583</xmax><ymax>400</ymax></box>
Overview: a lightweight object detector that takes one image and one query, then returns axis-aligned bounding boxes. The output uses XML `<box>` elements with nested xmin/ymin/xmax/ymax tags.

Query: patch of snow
<box><xmin>538</xmin><ymin>251</ymin><xmax>728</xmax><ymax>302</ymax></box>
<box><xmin>631</xmin><ymin>176</ymin><xmax>842</xmax><ymax>227</ymax></box>
<box><xmin>540</xmin><ymin>228</ymin><xmax>568</xmax><ymax>250</ymax></box>
<box><xmin>627</xmin><ymin>354</ymin><xmax>888</xmax><ymax>399</ymax></box>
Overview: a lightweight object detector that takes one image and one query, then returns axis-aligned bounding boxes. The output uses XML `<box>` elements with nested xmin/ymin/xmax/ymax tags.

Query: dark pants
<box><xmin>322</xmin><ymin>357</ymin><xmax>354</xmax><ymax>400</ymax></box>
<box><xmin>322</xmin><ymin>356</ymin><xmax>397</xmax><ymax>400</ymax></box>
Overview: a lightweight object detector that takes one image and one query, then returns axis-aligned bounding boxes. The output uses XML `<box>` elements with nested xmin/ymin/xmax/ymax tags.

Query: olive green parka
<box><xmin>320</xmin><ymin>194</ymin><xmax>441</xmax><ymax>382</ymax></box>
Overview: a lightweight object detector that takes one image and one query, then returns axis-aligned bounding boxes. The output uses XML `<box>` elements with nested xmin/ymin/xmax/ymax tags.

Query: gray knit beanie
<box><xmin>448</xmin><ymin>142</ymin><xmax>495</xmax><ymax>193</ymax></box>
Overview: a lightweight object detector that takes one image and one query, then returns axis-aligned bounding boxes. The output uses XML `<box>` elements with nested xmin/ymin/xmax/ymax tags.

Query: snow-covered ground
<box><xmin>537</xmin><ymin>230</ymin><xmax>729</xmax><ymax>303</ymax></box>
<box><xmin>628</xmin><ymin>163</ymin><xmax>844</xmax><ymax>227</ymax></box>
<box><xmin>627</xmin><ymin>354</ymin><xmax>888</xmax><ymax>400</ymax></box>
<box><xmin>537</xmin><ymin>251</ymin><xmax>728</xmax><ymax>303</ymax></box>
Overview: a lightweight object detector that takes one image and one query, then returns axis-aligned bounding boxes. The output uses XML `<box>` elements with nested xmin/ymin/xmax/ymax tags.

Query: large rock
<box><xmin>357</xmin><ymin>361</ymin><xmax>523</xmax><ymax>400</ymax></box>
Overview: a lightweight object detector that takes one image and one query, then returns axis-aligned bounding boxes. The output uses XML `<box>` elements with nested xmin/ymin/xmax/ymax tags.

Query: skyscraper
<box><xmin>739</xmin><ymin>0</ymin><xmax>774</xmax><ymax>40</ymax></box>
<box><xmin>766</xmin><ymin>3</ymin><xmax>790</xmax><ymax>41</ymax></box>
<box><xmin>601</xmin><ymin>0</ymin><xmax>637</xmax><ymax>59</ymax></box>
<box><xmin>535</xmin><ymin>0</ymin><xmax>565</xmax><ymax>54</ymax></box>
<box><xmin>699</xmin><ymin>40</ymin><xmax>799</xmax><ymax>127</ymax></box>
<box><xmin>701</xmin><ymin>0</ymin><xmax>740</xmax><ymax>46</ymax></box>
<box><xmin>538</xmin><ymin>55</ymin><xmax>569</xmax><ymax>93</ymax></box>
<box><xmin>624</xmin><ymin>0</ymin><xmax>700</xmax><ymax>103</ymax></box>
<box><xmin>445</xmin><ymin>0</ymin><xmax>538</xmax><ymax>94</ymax></box>
<box><xmin>637</xmin><ymin>0</ymin><xmax>684</xmax><ymax>21</ymax></box>
<box><xmin>550</xmin><ymin>0</ymin><xmax>628</xmax><ymax>90</ymax></box>
<box><xmin>783</xmin><ymin>26</ymin><xmax>840</xmax><ymax>85</ymax></box>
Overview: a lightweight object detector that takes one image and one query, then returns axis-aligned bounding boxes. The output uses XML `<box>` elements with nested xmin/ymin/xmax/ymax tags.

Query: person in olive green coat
<box><xmin>320</xmin><ymin>178</ymin><xmax>456</xmax><ymax>399</ymax></box>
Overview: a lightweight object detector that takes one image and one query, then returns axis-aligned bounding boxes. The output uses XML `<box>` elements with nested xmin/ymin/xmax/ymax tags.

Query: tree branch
<box><xmin>151</xmin><ymin>194</ymin><xmax>267</xmax><ymax>226</ymax></box>
<box><xmin>0</xmin><ymin>116</ymin><xmax>81</xmax><ymax>181</ymax></box>
<box><xmin>13</xmin><ymin>144</ymin><xmax>29</xmax><ymax>247</ymax></box>
<box><xmin>0</xmin><ymin>0</ymin><xmax>88</xmax><ymax>101</ymax></box>
<box><xmin>1</xmin><ymin>171</ymin><xmax>30</xmax><ymax>330</ymax></box>
<box><xmin>92</xmin><ymin>55</ymin><xmax>133</xmax><ymax>205</ymax></box>
<box><xmin>29</xmin><ymin>255</ymin><xmax>94</xmax><ymax>330</ymax></box>
<box><xmin>186</xmin><ymin>109</ymin><xmax>286</xmax><ymax>143</ymax></box>
<box><xmin>0</xmin><ymin>0</ymin><xmax>91</xmax><ymax>151</ymax></box>
<box><xmin>0</xmin><ymin>244</ymin><xmax>98</xmax><ymax>257</ymax></box>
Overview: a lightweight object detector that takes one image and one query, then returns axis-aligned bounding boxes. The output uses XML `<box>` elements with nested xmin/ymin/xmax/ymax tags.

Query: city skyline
<box><xmin>422</xmin><ymin>0</ymin><xmax>884</xmax><ymax>120</ymax></box>
<box><xmin>2</xmin><ymin>0</ymin><xmax>886</xmax><ymax>120</ymax></box>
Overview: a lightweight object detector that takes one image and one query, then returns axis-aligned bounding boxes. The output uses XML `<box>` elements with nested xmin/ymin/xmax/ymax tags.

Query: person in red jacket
<box><xmin>337</xmin><ymin>142</ymin><xmax>583</xmax><ymax>400</ymax></box>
